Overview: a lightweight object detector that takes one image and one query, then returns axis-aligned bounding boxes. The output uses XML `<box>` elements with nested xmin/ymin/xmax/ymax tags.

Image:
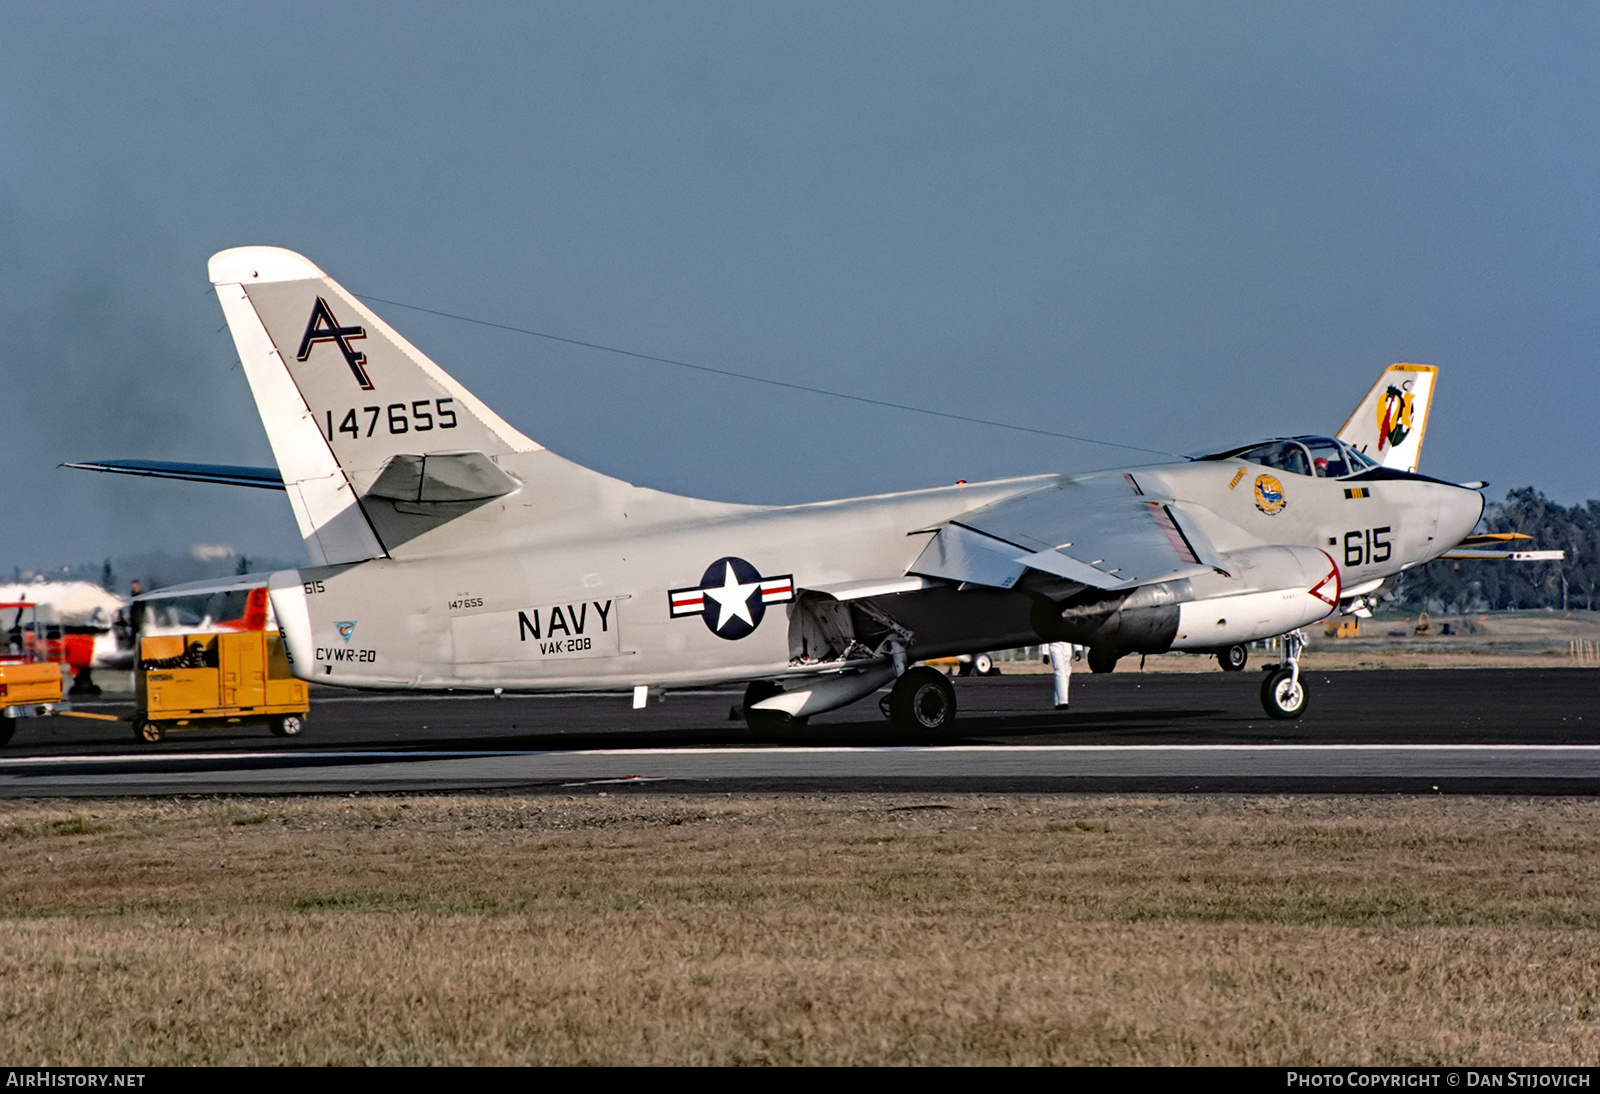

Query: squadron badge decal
<box><xmin>1254</xmin><ymin>474</ymin><xmax>1286</xmax><ymax>515</ymax></box>
<box><xmin>669</xmin><ymin>557</ymin><xmax>794</xmax><ymax>640</ymax></box>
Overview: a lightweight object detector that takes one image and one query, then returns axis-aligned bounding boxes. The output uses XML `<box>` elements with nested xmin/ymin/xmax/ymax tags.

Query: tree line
<box><xmin>1392</xmin><ymin>488</ymin><xmax>1600</xmax><ymax>613</ymax></box>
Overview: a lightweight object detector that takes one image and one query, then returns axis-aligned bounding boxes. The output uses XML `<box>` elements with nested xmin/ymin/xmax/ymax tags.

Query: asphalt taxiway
<box><xmin>2</xmin><ymin>669</ymin><xmax>1595</xmax><ymax>796</ymax></box>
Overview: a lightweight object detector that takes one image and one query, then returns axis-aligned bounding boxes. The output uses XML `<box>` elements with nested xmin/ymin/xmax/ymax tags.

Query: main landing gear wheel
<box><xmin>1260</xmin><ymin>668</ymin><xmax>1308</xmax><ymax>719</ymax></box>
<box><xmin>133</xmin><ymin>718</ymin><xmax>164</xmax><ymax>743</ymax></box>
<box><xmin>271</xmin><ymin>713</ymin><xmax>305</xmax><ymax>737</ymax></box>
<box><xmin>1217</xmin><ymin>644</ymin><xmax>1249</xmax><ymax>672</ymax></box>
<box><xmin>887</xmin><ymin>666</ymin><xmax>957</xmax><ymax>735</ymax></box>
<box><xmin>1086</xmin><ymin>647</ymin><xmax>1120</xmax><ymax>674</ymax></box>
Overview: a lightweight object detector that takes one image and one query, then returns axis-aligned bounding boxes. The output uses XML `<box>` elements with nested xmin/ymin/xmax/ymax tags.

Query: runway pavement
<box><xmin>2</xmin><ymin>668</ymin><xmax>1596</xmax><ymax>796</ymax></box>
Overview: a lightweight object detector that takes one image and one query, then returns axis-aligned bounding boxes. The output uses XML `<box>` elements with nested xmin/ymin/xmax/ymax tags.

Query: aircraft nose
<box><xmin>1438</xmin><ymin>485</ymin><xmax>1485</xmax><ymax>547</ymax></box>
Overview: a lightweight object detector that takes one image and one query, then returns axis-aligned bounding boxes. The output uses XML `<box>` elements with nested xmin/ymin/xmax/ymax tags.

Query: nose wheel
<box><xmin>1259</xmin><ymin>630</ymin><xmax>1308</xmax><ymax>719</ymax></box>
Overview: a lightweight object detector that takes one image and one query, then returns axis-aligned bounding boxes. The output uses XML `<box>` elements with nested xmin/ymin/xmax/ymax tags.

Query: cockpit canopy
<box><xmin>1199</xmin><ymin>436</ymin><xmax>1379</xmax><ymax>480</ymax></box>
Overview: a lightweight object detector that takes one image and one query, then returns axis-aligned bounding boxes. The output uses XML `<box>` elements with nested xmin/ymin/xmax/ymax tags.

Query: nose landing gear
<box><xmin>1259</xmin><ymin>630</ymin><xmax>1308</xmax><ymax>719</ymax></box>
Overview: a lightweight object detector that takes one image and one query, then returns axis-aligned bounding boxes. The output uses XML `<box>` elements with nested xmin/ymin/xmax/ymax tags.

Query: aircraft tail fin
<box><xmin>1334</xmin><ymin>364</ymin><xmax>1438</xmax><ymax>473</ymax></box>
<box><xmin>209</xmin><ymin>247</ymin><xmax>544</xmax><ymax>566</ymax></box>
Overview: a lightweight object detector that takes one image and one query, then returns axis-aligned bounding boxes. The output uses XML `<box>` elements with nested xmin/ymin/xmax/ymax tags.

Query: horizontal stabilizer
<box><xmin>63</xmin><ymin>460</ymin><xmax>285</xmax><ymax>490</ymax></box>
<box><xmin>134</xmin><ymin>572</ymin><xmax>278</xmax><ymax>600</ymax></box>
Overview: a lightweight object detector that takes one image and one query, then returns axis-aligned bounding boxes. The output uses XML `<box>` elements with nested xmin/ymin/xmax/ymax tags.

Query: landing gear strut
<box><xmin>1259</xmin><ymin>630</ymin><xmax>1308</xmax><ymax>719</ymax></box>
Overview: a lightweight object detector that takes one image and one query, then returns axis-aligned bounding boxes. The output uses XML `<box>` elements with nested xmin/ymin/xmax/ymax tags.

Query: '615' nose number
<box><xmin>1343</xmin><ymin>526</ymin><xmax>1392</xmax><ymax>568</ymax></box>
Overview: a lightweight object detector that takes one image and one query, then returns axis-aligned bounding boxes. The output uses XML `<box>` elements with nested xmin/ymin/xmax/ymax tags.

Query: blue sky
<box><xmin>3</xmin><ymin>2</ymin><xmax>1597</xmax><ymax>570</ymax></box>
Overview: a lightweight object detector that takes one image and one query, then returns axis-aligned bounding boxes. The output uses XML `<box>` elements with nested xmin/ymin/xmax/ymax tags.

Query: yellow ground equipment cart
<box><xmin>0</xmin><ymin>661</ymin><xmax>66</xmax><ymax>745</ymax></box>
<box><xmin>2</xmin><ymin>601</ymin><xmax>67</xmax><ymax>745</ymax></box>
<box><xmin>136</xmin><ymin>631</ymin><xmax>309</xmax><ymax>743</ymax></box>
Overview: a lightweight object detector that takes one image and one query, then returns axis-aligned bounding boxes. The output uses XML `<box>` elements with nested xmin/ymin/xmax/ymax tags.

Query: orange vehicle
<box><xmin>1</xmin><ymin>602</ymin><xmax>69</xmax><ymax>744</ymax></box>
<box><xmin>1</xmin><ymin>600</ymin><xmax>95</xmax><ymax>671</ymax></box>
<box><xmin>135</xmin><ymin>629</ymin><xmax>309</xmax><ymax>742</ymax></box>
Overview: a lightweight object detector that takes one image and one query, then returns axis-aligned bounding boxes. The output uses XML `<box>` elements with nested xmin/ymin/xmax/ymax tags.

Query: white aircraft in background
<box><xmin>71</xmin><ymin>248</ymin><xmax>1491</xmax><ymax>728</ymax></box>
<box><xmin>0</xmin><ymin>581</ymin><xmax>128</xmax><ymax>687</ymax></box>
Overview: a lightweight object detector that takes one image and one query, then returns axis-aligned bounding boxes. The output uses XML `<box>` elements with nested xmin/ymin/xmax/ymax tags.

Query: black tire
<box><xmin>1086</xmin><ymin>647</ymin><xmax>1120</xmax><ymax>674</ymax></box>
<box><xmin>134</xmin><ymin>718</ymin><xmax>164</xmax><ymax>743</ymax></box>
<box><xmin>1217</xmin><ymin>644</ymin><xmax>1249</xmax><ymax>672</ymax></box>
<box><xmin>956</xmin><ymin>659</ymin><xmax>974</xmax><ymax>677</ymax></box>
<box><xmin>974</xmin><ymin>654</ymin><xmax>997</xmax><ymax>676</ymax></box>
<box><xmin>888</xmin><ymin>666</ymin><xmax>957</xmax><ymax>735</ymax></box>
<box><xmin>1260</xmin><ymin>668</ymin><xmax>1309</xmax><ymax>720</ymax></box>
<box><xmin>742</xmin><ymin>681</ymin><xmax>798</xmax><ymax>730</ymax></box>
<box><xmin>0</xmin><ymin>718</ymin><xmax>15</xmax><ymax>747</ymax></box>
<box><xmin>271</xmin><ymin>713</ymin><xmax>305</xmax><ymax>737</ymax></box>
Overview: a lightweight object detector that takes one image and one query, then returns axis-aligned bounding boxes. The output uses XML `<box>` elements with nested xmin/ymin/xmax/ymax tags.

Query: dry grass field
<box><xmin>3</xmin><ymin>793</ymin><xmax>1599</xmax><ymax>1065</ymax></box>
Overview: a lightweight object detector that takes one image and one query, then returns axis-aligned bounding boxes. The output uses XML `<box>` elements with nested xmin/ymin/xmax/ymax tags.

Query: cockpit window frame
<box><xmin>1195</xmin><ymin>436</ymin><xmax>1378</xmax><ymax>480</ymax></box>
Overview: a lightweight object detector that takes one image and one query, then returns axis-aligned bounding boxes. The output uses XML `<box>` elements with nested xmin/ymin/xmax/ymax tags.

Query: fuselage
<box><xmin>267</xmin><ymin>451</ymin><xmax>1483</xmax><ymax>692</ymax></box>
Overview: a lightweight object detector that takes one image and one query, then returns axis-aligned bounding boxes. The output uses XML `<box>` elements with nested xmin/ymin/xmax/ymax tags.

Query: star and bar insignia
<box><xmin>669</xmin><ymin>557</ymin><xmax>794</xmax><ymax>640</ymax></box>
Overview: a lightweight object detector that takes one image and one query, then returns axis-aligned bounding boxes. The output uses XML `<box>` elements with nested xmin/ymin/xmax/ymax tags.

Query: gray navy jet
<box><xmin>75</xmin><ymin>248</ymin><xmax>1487</xmax><ymax>730</ymax></box>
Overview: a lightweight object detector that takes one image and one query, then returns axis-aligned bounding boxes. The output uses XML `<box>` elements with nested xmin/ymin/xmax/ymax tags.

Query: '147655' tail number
<box><xmin>324</xmin><ymin>398</ymin><xmax>458</xmax><ymax>440</ymax></box>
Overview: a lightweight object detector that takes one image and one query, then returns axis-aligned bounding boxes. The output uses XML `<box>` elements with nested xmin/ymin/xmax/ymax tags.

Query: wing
<box><xmin>907</xmin><ymin>470</ymin><xmax>1223</xmax><ymax>591</ymax></box>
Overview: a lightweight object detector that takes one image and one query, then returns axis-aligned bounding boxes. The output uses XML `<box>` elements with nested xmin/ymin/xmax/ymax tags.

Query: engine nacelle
<box><xmin>1168</xmin><ymin>546</ymin><xmax>1340</xmax><ymax>650</ymax></box>
<box><xmin>1034</xmin><ymin>545</ymin><xmax>1339</xmax><ymax>653</ymax></box>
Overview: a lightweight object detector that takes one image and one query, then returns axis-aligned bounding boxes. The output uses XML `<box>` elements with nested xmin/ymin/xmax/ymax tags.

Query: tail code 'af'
<box><xmin>1334</xmin><ymin>364</ymin><xmax>1437</xmax><ymax>473</ymax></box>
<box><xmin>209</xmin><ymin>247</ymin><xmax>541</xmax><ymax>566</ymax></box>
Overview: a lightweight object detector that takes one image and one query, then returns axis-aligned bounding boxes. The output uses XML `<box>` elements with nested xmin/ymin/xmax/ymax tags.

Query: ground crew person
<box><xmin>1046</xmin><ymin>640</ymin><xmax>1078</xmax><ymax>710</ymax></box>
